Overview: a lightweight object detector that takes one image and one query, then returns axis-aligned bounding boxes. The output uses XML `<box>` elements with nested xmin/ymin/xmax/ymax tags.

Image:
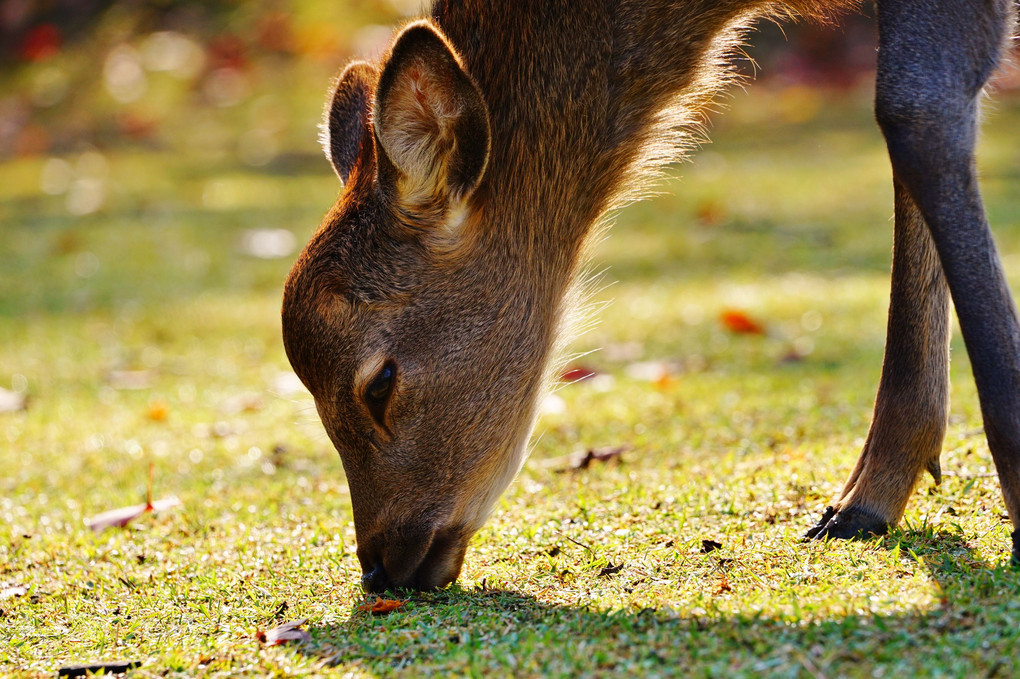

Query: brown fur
<box><xmin>283</xmin><ymin>0</ymin><xmax>1020</xmax><ymax>591</ymax></box>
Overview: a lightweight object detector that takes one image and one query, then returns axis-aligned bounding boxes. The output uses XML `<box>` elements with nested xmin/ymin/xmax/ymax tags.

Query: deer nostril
<box><xmin>361</xmin><ymin>563</ymin><xmax>390</xmax><ymax>593</ymax></box>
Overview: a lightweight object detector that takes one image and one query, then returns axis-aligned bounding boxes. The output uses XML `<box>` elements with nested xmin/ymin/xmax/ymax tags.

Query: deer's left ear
<box><xmin>322</xmin><ymin>61</ymin><xmax>380</xmax><ymax>184</ymax></box>
<box><xmin>373</xmin><ymin>21</ymin><xmax>490</xmax><ymax>213</ymax></box>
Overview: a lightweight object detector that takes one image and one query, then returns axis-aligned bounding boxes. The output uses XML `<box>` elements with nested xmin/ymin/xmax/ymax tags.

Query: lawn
<box><xmin>3</xmin><ymin>12</ymin><xmax>1020</xmax><ymax>677</ymax></box>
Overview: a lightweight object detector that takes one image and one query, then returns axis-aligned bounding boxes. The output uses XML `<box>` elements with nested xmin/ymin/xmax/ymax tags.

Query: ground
<box><xmin>2</xmin><ymin>59</ymin><xmax>1020</xmax><ymax>677</ymax></box>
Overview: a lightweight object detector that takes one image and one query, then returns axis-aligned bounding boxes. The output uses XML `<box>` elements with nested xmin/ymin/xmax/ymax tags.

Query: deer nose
<box><xmin>361</xmin><ymin>562</ymin><xmax>390</xmax><ymax>593</ymax></box>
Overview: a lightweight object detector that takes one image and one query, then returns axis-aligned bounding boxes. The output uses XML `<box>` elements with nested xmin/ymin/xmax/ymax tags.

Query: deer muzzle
<box><xmin>357</xmin><ymin>522</ymin><xmax>471</xmax><ymax>593</ymax></box>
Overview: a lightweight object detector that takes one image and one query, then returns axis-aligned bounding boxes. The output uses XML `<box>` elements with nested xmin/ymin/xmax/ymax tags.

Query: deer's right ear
<box><xmin>321</xmin><ymin>61</ymin><xmax>379</xmax><ymax>183</ymax></box>
<box><xmin>373</xmin><ymin>21</ymin><xmax>490</xmax><ymax>213</ymax></box>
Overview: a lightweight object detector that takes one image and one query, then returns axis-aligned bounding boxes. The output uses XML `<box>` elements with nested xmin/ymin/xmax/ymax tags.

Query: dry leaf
<box><xmin>219</xmin><ymin>392</ymin><xmax>264</xmax><ymax>414</ymax></box>
<box><xmin>257</xmin><ymin>617</ymin><xmax>311</xmax><ymax>646</ymax></box>
<box><xmin>86</xmin><ymin>496</ymin><xmax>181</xmax><ymax>532</ymax></box>
<box><xmin>598</xmin><ymin>562</ymin><xmax>624</xmax><ymax>578</ymax></box>
<box><xmin>714</xmin><ymin>575</ymin><xmax>732</xmax><ymax>595</ymax></box>
<box><xmin>357</xmin><ymin>597</ymin><xmax>405</xmax><ymax>615</ymax></box>
<box><xmin>549</xmin><ymin>446</ymin><xmax>628</xmax><ymax>473</ymax></box>
<box><xmin>701</xmin><ymin>539</ymin><xmax>723</xmax><ymax>554</ymax></box>
<box><xmin>58</xmin><ymin>661</ymin><xmax>142</xmax><ymax>677</ymax></box>
<box><xmin>239</xmin><ymin>229</ymin><xmax>296</xmax><ymax>259</ymax></box>
<box><xmin>105</xmin><ymin>370</ymin><xmax>155</xmax><ymax>390</ymax></box>
<box><xmin>1</xmin><ymin>585</ymin><xmax>27</xmax><ymax>600</ymax></box>
<box><xmin>0</xmin><ymin>387</ymin><xmax>26</xmax><ymax>413</ymax></box>
<box><xmin>720</xmin><ymin>309</ymin><xmax>765</xmax><ymax>335</ymax></box>
<box><xmin>146</xmin><ymin>400</ymin><xmax>169</xmax><ymax>422</ymax></box>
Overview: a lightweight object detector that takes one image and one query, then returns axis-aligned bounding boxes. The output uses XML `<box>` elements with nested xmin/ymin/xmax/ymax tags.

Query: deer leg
<box><xmin>810</xmin><ymin>0</ymin><xmax>1020</xmax><ymax>564</ymax></box>
<box><xmin>807</xmin><ymin>181</ymin><xmax>950</xmax><ymax>540</ymax></box>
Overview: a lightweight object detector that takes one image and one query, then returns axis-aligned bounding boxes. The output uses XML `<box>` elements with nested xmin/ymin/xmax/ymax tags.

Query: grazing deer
<box><xmin>282</xmin><ymin>0</ymin><xmax>1020</xmax><ymax>592</ymax></box>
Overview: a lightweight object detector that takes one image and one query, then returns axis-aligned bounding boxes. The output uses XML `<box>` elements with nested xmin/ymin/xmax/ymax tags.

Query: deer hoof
<box><xmin>805</xmin><ymin>505</ymin><xmax>888</xmax><ymax>541</ymax></box>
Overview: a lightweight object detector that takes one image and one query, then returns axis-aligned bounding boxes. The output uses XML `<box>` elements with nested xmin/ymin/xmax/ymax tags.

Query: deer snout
<box><xmin>356</xmin><ymin>523</ymin><xmax>471</xmax><ymax>593</ymax></box>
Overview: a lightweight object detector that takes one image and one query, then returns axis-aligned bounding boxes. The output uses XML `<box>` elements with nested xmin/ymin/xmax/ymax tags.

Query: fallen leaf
<box><xmin>701</xmin><ymin>539</ymin><xmax>723</xmax><ymax>554</ymax></box>
<box><xmin>257</xmin><ymin>617</ymin><xmax>311</xmax><ymax>646</ymax></box>
<box><xmin>238</xmin><ymin>229</ymin><xmax>296</xmax><ymax>259</ymax></box>
<box><xmin>714</xmin><ymin>575</ymin><xmax>732</xmax><ymax>595</ymax></box>
<box><xmin>219</xmin><ymin>392</ymin><xmax>264</xmax><ymax>414</ymax></box>
<box><xmin>146</xmin><ymin>399</ymin><xmax>169</xmax><ymax>422</ymax></box>
<box><xmin>720</xmin><ymin>309</ymin><xmax>765</xmax><ymax>335</ymax></box>
<box><xmin>357</xmin><ymin>597</ymin><xmax>405</xmax><ymax>615</ymax></box>
<box><xmin>269</xmin><ymin>371</ymin><xmax>307</xmax><ymax>397</ymax></box>
<box><xmin>86</xmin><ymin>497</ymin><xmax>181</xmax><ymax>532</ymax></box>
<box><xmin>779</xmin><ymin>348</ymin><xmax>806</xmax><ymax>364</ymax></box>
<box><xmin>551</xmin><ymin>446</ymin><xmax>627</xmax><ymax>473</ymax></box>
<box><xmin>560</xmin><ymin>365</ymin><xmax>598</xmax><ymax>383</ymax></box>
<box><xmin>0</xmin><ymin>387</ymin><xmax>26</xmax><ymax>413</ymax></box>
<box><xmin>57</xmin><ymin>661</ymin><xmax>141</xmax><ymax>677</ymax></box>
<box><xmin>105</xmin><ymin>370</ymin><xmax>156</xmax><ymax>390</ymax></box>
<box><xmin>695</xmin><ymin>199</ymin><xmax>727</xmax><ymax>226</ymax></box>
<box><xmin>598</xmin><ymin>562</ymin><xmax>624</xmax><ymax>578</ymax></box>
<box><xmin>1</xmin><ymin>585</ymin><xmax>27</xmax><ymax>600</ymax></box>
<box><xmin>540</xmin><ymin>393</ymin><xmax>567</xmax><ymax>416</ymax></box>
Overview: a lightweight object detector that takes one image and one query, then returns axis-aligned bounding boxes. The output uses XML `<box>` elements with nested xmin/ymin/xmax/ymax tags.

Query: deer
<box><xmin>282</xmin><ymin>0</ymin><xmax>1020</xmax><ymax>592</ymax></box>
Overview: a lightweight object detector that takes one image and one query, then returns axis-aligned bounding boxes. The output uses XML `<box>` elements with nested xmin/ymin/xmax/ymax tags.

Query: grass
<box><xmin>3</xmin><ymin>65</ymin><xmax>1020</xmax><ymax>676</ymax></box>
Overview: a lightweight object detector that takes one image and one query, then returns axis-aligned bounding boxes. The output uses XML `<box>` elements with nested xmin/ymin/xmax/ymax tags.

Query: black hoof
<box><xmin>1011</xmin><ymin>530</ymin><xmax>1019</xmax><ymax>569</ymax></box>
<box><xmin>804</xmin><ymin>506</ymin><xmax>837</xmax><ymax>540</ymax></box>
<box><xmin>805</xmin><ymin>505</ymin><xmax>888</xmax><ymax>541</ymax></box>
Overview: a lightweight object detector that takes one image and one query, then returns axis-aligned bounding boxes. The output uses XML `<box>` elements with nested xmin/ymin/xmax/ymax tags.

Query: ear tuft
<box><xmin>373</xmin><ymin>21</ymin><xmax>490</xmax><ymax>211</ymax></box>
<box><xmin>322</xmin><ymin>61</ymin><xmax>379</xmax><ymax>183</ymax></box>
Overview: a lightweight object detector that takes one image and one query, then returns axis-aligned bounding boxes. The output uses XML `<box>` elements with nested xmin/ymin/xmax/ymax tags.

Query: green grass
<box><xmin>3</xmin><ymin>77</ymin><xmax>1020</xmax><ymax>676</ymax></box>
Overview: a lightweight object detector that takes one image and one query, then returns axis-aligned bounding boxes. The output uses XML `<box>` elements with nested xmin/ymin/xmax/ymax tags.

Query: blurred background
<box><xmin>1</xmin><ymin>0</ymin><xmax>1017</xmax><ymax>318</ymax></box>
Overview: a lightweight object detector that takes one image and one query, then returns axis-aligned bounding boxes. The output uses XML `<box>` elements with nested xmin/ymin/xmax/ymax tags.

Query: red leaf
<box><xmin>19</xmin><ymin>24</ymin><xmax>61</xmax><ymax>62</ymax></box>
<box><xmin>560</xmin><ymin>365</ymin><xmax>598</xmax><ymax>383</ymax></box>
<box><xmin>257</xmin><ymin>618</ymin><xmax>311</xmax><ymax>646</ymax></box>
<box><xmin>357</xmin><ymin>597</ymin><xmax>405</xmax><ymax>615</ymax></box>
<box><xmin>720</xmin><ymin>309</ymin><xmax>765</xmax><ymax>335</ymax></box>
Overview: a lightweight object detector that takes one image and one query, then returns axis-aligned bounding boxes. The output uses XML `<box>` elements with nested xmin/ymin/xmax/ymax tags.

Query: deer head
<box><xmin>282</xmin><ymin>21</ymin><xmax>558</xmax><ymax>592</ymax></box>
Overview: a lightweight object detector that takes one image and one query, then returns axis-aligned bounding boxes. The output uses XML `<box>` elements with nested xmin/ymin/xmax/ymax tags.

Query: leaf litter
<box><xmin>256</xmin><ymin>618</ymin><xmax>311</xmax><ymax>646</ymax></box>
<box><xmin>86</xmin><ymin>463</ymin><xmax>181</xmax><ymax>532</ymax></box>
<box><xmin>357</xmin><ymin>597</ymin><xmax>406</xmax><ymax>615</ymax></box>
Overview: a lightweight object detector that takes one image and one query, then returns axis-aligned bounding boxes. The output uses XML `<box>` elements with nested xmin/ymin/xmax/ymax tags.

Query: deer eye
<box><xmin>364</xmin><ymin>361</ymin><xmax>396</xmax><ymax>426</ymax></box>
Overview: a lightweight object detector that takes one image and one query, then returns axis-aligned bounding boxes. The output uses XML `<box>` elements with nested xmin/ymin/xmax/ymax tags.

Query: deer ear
<box><xmin>322</xmin><ymin>61</ymin><xmax>379</xmax><ymax>183</ymax></box>
<box><xmin>373</xmin><ymin>21</ymin><xmax>490</xmax><ymax>211</ymax></box>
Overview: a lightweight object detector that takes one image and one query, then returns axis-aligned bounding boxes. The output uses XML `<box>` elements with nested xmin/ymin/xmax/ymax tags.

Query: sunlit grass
<box><xmin>2</xmin><ymin>85</ymin><xmax>1020</xmax><ymax>676</ymax></box>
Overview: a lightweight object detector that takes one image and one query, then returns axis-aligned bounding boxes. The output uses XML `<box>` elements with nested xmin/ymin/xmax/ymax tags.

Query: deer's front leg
<box><xmin>807</xmin><ymin>182</ymin><xmax>950</xmax><ymax>540</ymax></box>
<box><xmin>812</xmin><ymin>0</ymin><xmax>1020</xmax><ymax>565</ymax></box>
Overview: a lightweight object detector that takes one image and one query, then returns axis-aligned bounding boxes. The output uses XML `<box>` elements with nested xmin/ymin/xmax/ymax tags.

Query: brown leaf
<box><xmin>257</xmin><ymin>617</ymin><xmax>311</xmax><ymax>646</ymax></box>
<box><xmin>357</xmin><ymin>597</ymin><xmax>405</xmax><ymax>615</ymax></box>
<box><xmin>86</xmin><ymin>496</ymin><xmax>181</xmax><ymax>532</ymax></box>
<box><xmin>57</xmin><ymin>661</ymin><xmax>141</xmax><ymax>677</ymax></box>
<box><xmin>714</xmin><ymin>575</ymin><xmax>732</xmax><ymax>595</ymax></box>
<box><xmin>701</xmin><ymin>539</ymin><xmax>723</xmax><ymax>554</ymax></box>
<box><xmin>598</xmin><ymin>562</ymin><xmax>624</xmax><ymax>578</ymax></box>
<box><xmin>552</xmin><ymin>446</ymin><xmax>627</xmax><ymax>473</ymax></box>
<box><xmin>720</xmin><ymin>309</ymin><xmax>765</xmax><ymax>335</ymax></box>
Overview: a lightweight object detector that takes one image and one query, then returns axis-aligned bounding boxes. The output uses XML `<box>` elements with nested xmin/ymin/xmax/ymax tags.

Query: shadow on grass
<box><xmin>292</xmin><ymin>530</ymin><xmax>1020</xmax><ymax>676</ymax></box>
